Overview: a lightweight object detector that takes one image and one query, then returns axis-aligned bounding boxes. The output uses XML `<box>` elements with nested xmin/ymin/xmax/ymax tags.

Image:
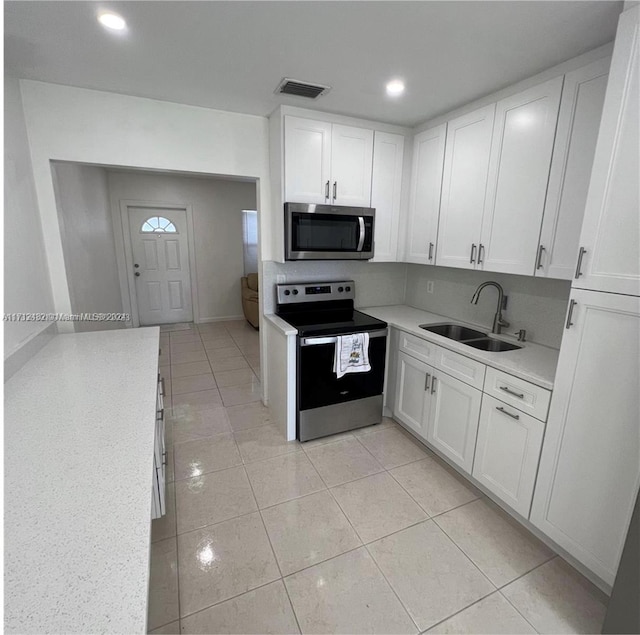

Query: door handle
<box><xmin>325</xmin><ymin>181</ymin><xmax>330</xmax><ymax>200</ymax></box>
<box><xmin>536</xmin><ymin>245</ymin><xmax>545</xmax><ymax>270</ymax></box>
<box><xmin>424</xmin><ymin>373</ymin><xmax>431</xmax><ymax>391</ymax></box>
<box><xmin>496</xmin><ymin>406</ymin><xmax>520</xmax><ymax>420</ymax></box>
<box><xmin>470</xmin><ymin>244</ymin><xmax>477</xmax><ymax>264</ymax></box>
<box><xmin>333</xmin><ymin>181</ymin><xmax>337</xmax><ymax>201</ymax></box>
<box><xmin>575</xmin><ymin>247</ymin><xmax>587</xmax><ymax>278</ymax></box>
<box><xmin>431</xmin><ymin>375</ymin><xmax>437</xmax><ymax>395</ymax></box>
<box><xmin>356</xmin><ymin>217</ymin><xmax>366</xmax><ymax>251</ymax></box>
<box><xmin>428</xmin><ymin>242</ymin><xmax>434</xmax><ymax>261</ymax></box>
<box><xmin>478</xmin><ymin>244</ymin><xmax>485</xmax><ymax>265</ymax></box>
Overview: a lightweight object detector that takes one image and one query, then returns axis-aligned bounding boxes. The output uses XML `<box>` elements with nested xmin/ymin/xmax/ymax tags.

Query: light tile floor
<box><xmin>149</xmin><ymin>320</ymin><xmax>608</xmax><ymax>635</ymax></box>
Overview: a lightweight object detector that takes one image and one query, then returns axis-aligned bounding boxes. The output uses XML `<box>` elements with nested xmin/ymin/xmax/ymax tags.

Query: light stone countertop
<box><xmin>361</xmin><ymin>305</ymin><xmax>559</xmax><ymax>389</ymax></box>
<box><xmin>4</xmin><ymin>327</ymin><xmax>160</xmax><ymax>634</ymax></box>
<box><xmin>264</xmin><ymin>313</ymin><xmax>298</xmax><ymax>336</ymax></box>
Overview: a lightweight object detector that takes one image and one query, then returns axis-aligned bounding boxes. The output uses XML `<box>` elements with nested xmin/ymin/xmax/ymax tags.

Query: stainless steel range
<box><xmin>276</xmin><ymin>280</ymin><xmax>388</xmax><ymax>442</ymax></box>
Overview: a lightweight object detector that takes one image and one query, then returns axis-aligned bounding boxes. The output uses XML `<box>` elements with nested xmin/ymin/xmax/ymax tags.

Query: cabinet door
<box><xmin>473</xmin><ymin>395</ymin><xmax>545</xmax><ymax>518</ymax></box>
<box><xmin>284</xmin><ymin>116</ymin><xmax>332</xmax><ymax>204</ymax></box>
<box><xmin>370</xmin><ymin>131</ymin><xmax>404</xmax><ymax>262</ymax></box>
<box><xmin>330</xmin><ymin>124</ymin><xmax>374</xmax><ymax>207</ymax></box>
<box><xmin>394</xmin><ymin>351</ymin><xmax>431</xmax><ymax>437</ymax></box>
<box><xmin>480</xmin><ymin>77</ymin><xmax>563</xmax><ymax>275</ymax></box>
<box><xmin>406</xmin><ymin>124</ymin><xmax>446</xmax><ymax>264</ymax></box>
<box><xmin>573</xmin><ymin>7</ymin><xmax>640</xmax><ymax>296</ymax></box>
<box><xmin>536</xmin><ymin>59</ymin><xmax>609</xmax><ymax>280</ymax></box>
<box><xmin>437</xmin><ymin>105</ymin><xmax>495</xmax><ymax>270</ymax></box>
<box><xmin>530</xmin><ymin>289</ymin><xmax>640</xmax><ymax>586</ymax></box>
<box><xmin>426</xmin><ymin>370</ymin><xmax>482</xmax><ymax>473</ymax></box>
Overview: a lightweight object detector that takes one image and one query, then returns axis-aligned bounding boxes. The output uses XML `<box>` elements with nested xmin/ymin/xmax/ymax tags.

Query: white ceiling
<box><xmin>5</xmin><ymin>1</ymin><xmax>622</xmax><ymax>127</ymax></box>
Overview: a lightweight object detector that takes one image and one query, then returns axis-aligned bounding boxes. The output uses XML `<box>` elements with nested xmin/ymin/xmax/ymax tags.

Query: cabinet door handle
<box><xmin>478</xmin><ymin>243</ymin><xmax>485</xmax><ymax>265</ymax></box>
<box><xmin>160</xmin><ymin>376</ymin><xmax>166</xmax><ymax>396</ymax></box>
<box><xmin>536</xmin><ymin>245</ymin><xmax>546</xmax><ymax>270</ymax></box>
<box><xmin>499</xmin><ymin>386</ymin><xmax>524</xmax><ymax>399</ymax></box>
<box><xmin>428</xmin><ymin>242</ymin><xmax>434</xmax><ymax>261</ymax></box>
<box><xmin>470</xmin><ymin>244</ymin><xmax>477</xmax><ymax>264</ymax></box>
<box><xmin>162</xmin><ymin>451</ymin><xmax>167</xmax><ymax>467</ymax></box>
<box><xmin>431</xmin><ymin>375</ymin><xmax>437</xmax><ymax>395</ymax></box>
<box><xmin>574</xmin><ymin>247</ymin><xmax>587</xmax><ymax>278</ymax></box>
<box><xmin>424</xmin><ymin>373</ymin><xmax>431</xmax><ymax>391</ymax></box>
<box><xmin>565</xmin><ymin>299</ymin><xmax>577</xmax><ymax>329</ymax></box>
<box><xmin>496</xmin><ymin>406</ymin><xmax>520</xmax><ymax>420</ymax></box>
<box><xmin>333</xmin><ymin>181</ymin><xmax>337</xmax><ymax>201</ymax></box>
<box><xmin>325</xmin><ymin>180</ymin><xmax>330</xmax><ymax>200</ymax></box>
<box><xmin>156</xmin><ymin>408</ymin><xmax>164</xmax><ymax>420</ymax></box>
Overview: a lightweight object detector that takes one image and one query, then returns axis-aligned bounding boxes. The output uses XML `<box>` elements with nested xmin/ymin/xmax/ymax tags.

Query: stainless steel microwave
<box><xmin>285</xmin><ymin>203</ymin><xmax>375</xmax><ymax>261</ymax></box>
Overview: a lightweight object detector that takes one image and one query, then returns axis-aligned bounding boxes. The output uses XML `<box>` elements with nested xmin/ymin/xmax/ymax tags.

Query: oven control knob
<box><xmin>345</xmin><ymin>286</ymin><xmax>351</xmax><ymax>292</ymax></box>
<box><xmin>338</xmin><ymin>286</ymin><xmax>344</xmax><ymax>292</ymax></box>
<box><xmin>292</xmin><ymin>289</ymin><xmax>299</xmax><ymax>295</ymax></box>
<box><xmin>284</xmin><ymin>290</ymin><xmax>290</xmax><ymax>296</ymax></box>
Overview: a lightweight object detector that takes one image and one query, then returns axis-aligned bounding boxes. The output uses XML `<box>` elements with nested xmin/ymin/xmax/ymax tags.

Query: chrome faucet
<box><xmin>470</xmin><ymin>281</ymin><xmax>510</xmax><ymax>334</ymax></box>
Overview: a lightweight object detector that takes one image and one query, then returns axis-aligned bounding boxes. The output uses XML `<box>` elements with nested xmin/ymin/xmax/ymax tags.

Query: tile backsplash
<box><xmin>262</xmin><ymin>260</ymin><xmax>571</xmax><ymax>349</ymax></box>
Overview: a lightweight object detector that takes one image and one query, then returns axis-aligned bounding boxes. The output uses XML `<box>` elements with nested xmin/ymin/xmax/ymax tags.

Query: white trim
<box><xmin>198</xmin><ymin>314</ymin><xmax>245</xmax><ymax>323</ymax></box>
<box><xmin>116</xmin><ymin>199</ymin><xmax>199</xmax><ymax>327</ymax></box>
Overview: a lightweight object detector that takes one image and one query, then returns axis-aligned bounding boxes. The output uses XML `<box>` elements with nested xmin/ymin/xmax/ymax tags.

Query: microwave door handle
<box><xmin>357</xmin><ymin>217</ymin><xmax>366</xmax><ymax>251</ymax></box>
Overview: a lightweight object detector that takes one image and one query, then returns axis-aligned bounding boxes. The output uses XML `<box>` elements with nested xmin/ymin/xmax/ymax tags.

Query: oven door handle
<box><xmin>300</xmin><ymin>330</ymin><xmax>387</xmax><ymax>347</ymax></box>
<box><xmin>356</xmin><ymin>216</ymin><xmax>366</xmax><ymax>252</ymax></box>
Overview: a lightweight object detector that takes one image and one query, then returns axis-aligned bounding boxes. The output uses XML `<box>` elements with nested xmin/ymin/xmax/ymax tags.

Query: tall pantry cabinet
<box><xmin>530</xmin><ymin>5</ymin><xmax>640</xmax><ymax>589</ymax></box>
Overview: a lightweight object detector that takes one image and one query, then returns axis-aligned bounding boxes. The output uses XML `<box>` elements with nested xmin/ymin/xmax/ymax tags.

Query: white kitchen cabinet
<box><xmin>283</xmin><ymin>116</ymin><xmax>332</xmax><ymax>204</ymax></box>
<box><xmin>473</xmin><ymin>394</ymin><xmax>545</xmax><ymax>517</ymax></box>
<box><xmin>370</xmin><ymin>131</ymin><xmax>404</xmax><ymax>262</ymax></box>
<box><xmin>573</xmin><ymin>7</ymin><xmax>640</xmax><ymax>296</ymax></box>
<box><xmin>530</xmin><ymin>288</ymin><xmax>640</xmax><ymax>586</ymax></box>
<box><xmin>436</xmin><ymin>105</ymin><xmax>495</xmax><ymax>270</ymax></box>
<box><xmin>426</xmin><ymin>369</ymin><xmax>482</xmax><ymax>473</ymax></box>
<box><xmin>536</xmin><ymin>58</ymin><xmax>609</xmax><ymax>280</ymax></box>
<box><xmin>283</xmin><ymin>116</ymin><xmax>373</xmax><ymax>207</ymax></box>
<box><xmin>479</xmin><ymin>77</ymin><xmax>563</xmax><ymax>275</ymax></box>
<box><xmin>406</xmin><ymin>124</ymin><xmax>446</xmax><ymax>264</ymax></box>
<box><xmin>395</xmin><ymin>351</ymin><xmax>430</xmax><ymax>436</ymax></box>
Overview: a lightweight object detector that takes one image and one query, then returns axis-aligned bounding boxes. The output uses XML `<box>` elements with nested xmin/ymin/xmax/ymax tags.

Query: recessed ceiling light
<box><xmin>98</xmin><ymin>11</ymin><xmax>127</xmax><ymax>31</ymax></box>
<box><xmin>386</xmin><ymin>79</ymin><xmax>405</xmax><ymax>97</ymax></box>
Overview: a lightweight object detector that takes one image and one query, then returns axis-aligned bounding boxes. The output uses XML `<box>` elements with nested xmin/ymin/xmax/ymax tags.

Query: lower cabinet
<box><xmin>152</xmin><ymin>373</ymin><xmax>167</xmax><ymax>519</ymax></box>
<box><xmin>426</xmin><ymin>371</ymin><xmax>482</xmax><ymax>473</ymax></box>
<box><xmin>472</xmin><ymin>394</ymin><xmax>545</xmax><ymax>517</ymax></box>
<box><xmin>395</xmin><ymin>350</ymin><xmax>482</xmax><ymax>473</ymax></box>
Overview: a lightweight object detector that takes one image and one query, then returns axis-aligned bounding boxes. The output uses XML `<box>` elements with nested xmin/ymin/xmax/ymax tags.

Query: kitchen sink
<box><xmin>419</xmin><ymin>323</ymin><xmax>487</xmax><ymax>341</ymax></box>
<box><xmin>463</xmin><ymin>338</ymin><xmax>522</xmax><ymax>352</ymax></box>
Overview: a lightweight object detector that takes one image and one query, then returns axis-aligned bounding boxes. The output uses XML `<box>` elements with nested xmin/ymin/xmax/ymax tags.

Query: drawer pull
<box><xmin>499</xmin><ymin>386</ymin><xmax>524</xmax><ymax>399</ymax></box>
<box><xmin>424</xmin><ymin>373</ymin><xmax>431</xmax><ymax>391</ymax></box>
<box><xmin>496</xmin><ymin>406</ymin><xmax>520</xmax><ymax>420</ymax></box>
<box><xmin>157</xmin><ymin>408</ymin><xmax>164</xmax><ymax>421</ymax></box>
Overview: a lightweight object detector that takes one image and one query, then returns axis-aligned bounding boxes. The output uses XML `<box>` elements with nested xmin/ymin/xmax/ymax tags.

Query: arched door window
<box><xmin>141</xmin><ymin>216</ymin><xmax>177</xmax><ymax>233</ymax></box>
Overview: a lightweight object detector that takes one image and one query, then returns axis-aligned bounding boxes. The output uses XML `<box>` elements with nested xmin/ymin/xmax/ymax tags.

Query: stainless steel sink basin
<box><xmin>463</xmin><ymin>338</ymin><xmax>522</xmax><ymax>352</ymax></box>
<box><xmin>419</xmin><ymin>323</ymin><xmax>487</xmax><ymax>341</ymax></box>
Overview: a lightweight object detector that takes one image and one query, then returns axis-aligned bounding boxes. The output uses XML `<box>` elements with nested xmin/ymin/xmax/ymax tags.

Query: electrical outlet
<box><xmin>277</xmin><ymin>275</ymin><xmax>286</xmax><ymax>284</ymax></box>
<box><xmin>427</xmin><ymin>281</ymin><xmax>435</xmax><ymax>294</ymax></box>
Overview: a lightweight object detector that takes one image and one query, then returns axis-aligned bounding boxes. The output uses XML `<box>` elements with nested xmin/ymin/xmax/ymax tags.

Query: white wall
<box><xmin>107</xmin><ymin>171</ymin><xmax>256</xmax><ymax>322</ymax></box>
<box><xmin>262</xmin><ymin>260</ymin><xmax>408</xmax><ymax>314</ymax></box>
<box><xmin>405</xmin><ymin>264</ymin><xmax>571</xmax><ymax>348</ymax></box>
<box><xmin>4</xmin><ymin>77</ymin><xmax>55</xmax><ymax>359</ymax></box>
<box><xmin>51</xmin><ymin>162</ymin><xmax>124</xmax><ymax>331</ymax></box>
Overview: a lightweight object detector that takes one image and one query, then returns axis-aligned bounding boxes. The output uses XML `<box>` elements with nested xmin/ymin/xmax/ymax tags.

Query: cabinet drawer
<box><xmin>484</xmin><ymin>367</ymin><xmax>551</xmax><ymax>421</ymax></box>
<box><xmin>436</xmin><ymin>347</ymin><xmax>486</xmax><ymax>390</ymax></box>
<box><xmin>473</xmin><ymin>394</ymin><xmax>545</xmax><ymax>518</ymax></box>
<box><xmin>398</xmin><ymin>331</ymin><xmax>437</xmax><ymax>365</ymax></box>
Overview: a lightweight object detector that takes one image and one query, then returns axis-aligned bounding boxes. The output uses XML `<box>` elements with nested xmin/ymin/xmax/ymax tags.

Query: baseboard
<box><xmin>4</xmin><ymin>322</ymin><xmax>58</xmax><ymax>382</ymax></box>
<box><xmin>197</xmin><ymin>315</ymin><xmax>245</xmax><ymax>324</ymax></box>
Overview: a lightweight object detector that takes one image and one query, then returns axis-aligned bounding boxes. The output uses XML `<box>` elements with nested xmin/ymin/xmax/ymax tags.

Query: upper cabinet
<box><xmin>283</xmin><ymin>116</ymin><xmax>373</xmax><ymax>207</ymax></box>
<box><xmin>573</xmin><ymin>6</ymin><xmax>640</xmax><ymax>297</ymax></box>
<box><xmin>370</xmin><ymin>131</ymin><xmax>405</xmax><ymax>262</ymax></box>
<box><xmin>436</xmin><ymin>104</ymin><xmax>495</xmax><ymax>270</ymax></box>
<box><xmin>405</xmin><ymin>124</ymin><xmax>446</xmax><ymax>264</ymax></box>
<box><xmin>536</xmin><ymin>59</ymin><xmax>609</xmax><ymax>280</ymax></box>
<box><xmin>479</xmin><ymin>77</ymin><xmax>564</xmax><ymax>275</ymax></box>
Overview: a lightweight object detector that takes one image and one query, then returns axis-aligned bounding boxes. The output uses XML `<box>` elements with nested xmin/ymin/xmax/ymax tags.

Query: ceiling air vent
<box><xmin>276</xmin><ymin>78</ymin><xmax>331</xmax><ymax>99</ymax></box>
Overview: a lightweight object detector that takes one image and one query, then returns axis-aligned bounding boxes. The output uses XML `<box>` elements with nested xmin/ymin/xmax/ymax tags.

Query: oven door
<box><xmin>285</xmin><ymin>204</ymin><xmax>374</xmax><ymax>260</ymax></box>
<box><xmin>298</xmin><ymin>330</ymin><xmax>387</xmax><ymax>412</ymax></box>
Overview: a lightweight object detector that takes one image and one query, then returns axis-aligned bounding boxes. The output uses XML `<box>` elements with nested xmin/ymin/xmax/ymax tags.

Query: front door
<box><xmin>128</xmin><ymin>207</ymin><xmax>193</xmax><ymax>325</ymax></box>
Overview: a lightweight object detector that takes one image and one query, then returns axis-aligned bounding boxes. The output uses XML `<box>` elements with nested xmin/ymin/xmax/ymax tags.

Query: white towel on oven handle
<box><xmin>333</xmin><ymin>332</ymin><xmax>371</xmax><ymax>379</ymax></box>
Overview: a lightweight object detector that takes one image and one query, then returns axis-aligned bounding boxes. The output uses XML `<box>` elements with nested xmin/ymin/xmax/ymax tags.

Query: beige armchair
<box><xmin>241</xmin><ymin>273</ymin><xmax>259</xmax><ymax>329</ymax></box>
